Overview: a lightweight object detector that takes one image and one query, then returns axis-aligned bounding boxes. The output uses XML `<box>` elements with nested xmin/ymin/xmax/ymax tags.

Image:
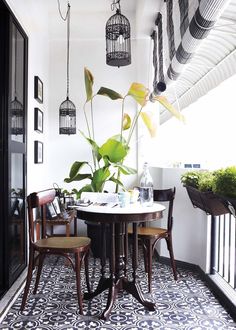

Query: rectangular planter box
<box><xmin>185</xmin><ymin>186</ymin><xmax>229</xmax><ymax>216</ymax></box>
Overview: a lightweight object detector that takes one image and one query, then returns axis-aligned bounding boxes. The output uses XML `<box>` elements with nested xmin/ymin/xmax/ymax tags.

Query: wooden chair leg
<box><xmin>66</xmin><ymin>223</ymin><xmax>70</xmax><ymax>237</ymax></box>
<box><xmin>84</xmin><ymin>250</ymin><xmax>91</xmax><ymax>294</ymax></box>
<box><xmin>75</xmin><ymin>252</ymin><xmax>83</xmax><ymax>315</ymax></box>
<box><xmin>33</xmin><ymin>253</ymin><xmax>45</xmax><ymax>294</ymax></box>
<box><xmin>36</xmin><ymin>222</ymin><xmax>40</xmax><ymax>240</ymax></box>
<box><xmin>74</xmin><ymin>217</ymin><xmax>77</xmax><ymax>236</ymax></box>
<box><xmin>166</xmin><ymin>236</ymin><xmax>177</xmax><ymax>281</ymax></box>
<box><xmin>20</xmin><ymin>247</ymin><xmax>35</xmax><ymax>311</ymax></box>
<box><xmin>147</xmin><ymin>239</ymin><xmax>153</xmax><ymax>293</ymax></box>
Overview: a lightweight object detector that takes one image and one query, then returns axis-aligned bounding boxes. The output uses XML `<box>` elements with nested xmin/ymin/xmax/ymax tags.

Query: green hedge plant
<box><xmin>212</xmin><ymin>166</ymin><xmax>236</xmax><ymax>198</ymax></box>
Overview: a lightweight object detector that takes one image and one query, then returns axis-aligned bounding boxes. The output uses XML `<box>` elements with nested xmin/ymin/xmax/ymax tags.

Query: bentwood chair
<box><xmin>20</xmin><ymin>189</ymin><xmax>91</xmax><ymax>314</ymax></box>
<box><xmin>129</xmin><ymin>187</ymin><xmax>177</xmax><ymax>292</ymax></box>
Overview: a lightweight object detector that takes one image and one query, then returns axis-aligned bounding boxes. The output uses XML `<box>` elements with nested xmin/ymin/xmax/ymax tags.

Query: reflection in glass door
<box><xmin>0</xmin><ymin>1</ymin><xmax>27</xmax><ymax>297</ymax></box>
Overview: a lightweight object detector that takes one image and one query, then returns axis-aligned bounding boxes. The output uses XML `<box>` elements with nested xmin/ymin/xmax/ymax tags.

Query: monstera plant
<box><xmin>64</xmin><ymin>67</ymin><xmax>184</xmax><ymax>197</ymax></box>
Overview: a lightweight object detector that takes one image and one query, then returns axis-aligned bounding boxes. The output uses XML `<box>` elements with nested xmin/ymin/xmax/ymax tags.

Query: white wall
<box><xmin>47</xmin><ymin>8</ymin><xmax>143</xmax><ymax>194</ymax></box>
<box><xmin>6</xmin><ymin>0</ymin><xmax>51</xmax><ymax>193</ymax></box>
<box><xmin>150</xmin><ymin>167</ymin><xmax>210</xmax><ymax>272</ymax></box>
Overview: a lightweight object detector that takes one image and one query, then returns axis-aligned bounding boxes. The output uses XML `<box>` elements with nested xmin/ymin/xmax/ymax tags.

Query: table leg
<box><xmin>84</xmin><ymin>223</ymin><xmax>110</xmax><ymax>300</ymax></box>
<box><xmin>114</xmin><ymin>222</ymin><xmax>154</xmax><ymax>311</ymax></box>
<box><xmin>100</xmin><ymin>223</ymin><xmax>117</xmax><ymax>320</ymax></box>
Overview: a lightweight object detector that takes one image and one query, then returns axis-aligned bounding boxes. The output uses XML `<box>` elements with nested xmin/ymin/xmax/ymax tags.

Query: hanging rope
<box><xmin>111</xmin><ymin>0</ymin><xmax>121</xmax><ymax>12</ymax></box>
<box><xmin>57</xmin><ymin>0</ymin><xmax>70</xmax><ymax>98</ymax></box>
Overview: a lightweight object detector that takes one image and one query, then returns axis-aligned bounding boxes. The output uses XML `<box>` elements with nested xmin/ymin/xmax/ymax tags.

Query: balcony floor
<box><xmin>0</xmin><ymin>253</ymin><xmax>236</xmax><ymax>329</ymax></box>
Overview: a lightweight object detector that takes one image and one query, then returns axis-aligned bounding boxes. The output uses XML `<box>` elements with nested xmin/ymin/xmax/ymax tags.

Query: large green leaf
<box><xmin>109</xmin><ymin>175</ymin><xmax>125</xmax><ymax>189</ymax></box>
<box><xmin>114</xmin><ymin>163</ymin><xmax>137</xmax><ymax>175</ymax></box>
<box><xmin>64</xmin><ymin>161</ymin><xmax>92</xmax><ymax>183</ymax></box>
<box><xmin>141</xmin><ymin>111</ymin><xmax>157</xmax><ymax>137</ymax></box>
<box><xmin>97</xmin><ymin>87</ymin><xmax>123</xmax><ymax>100</ymax></box>
<box><xmin>128</xmin><ymin>83</ymin><xmax>149</xmax><ymax>107</ymax></box>
<box><xmin>69</xmin><ymin>161</ymin><xmax>89</xmax><ymax>179</ymax></box>
<box><xmin>76</xmin><ymin>184</ymin><xmax>94</xmax><ymax>199</ymax></box>
<box><xmin>91</xmin><ymin>167</ymin><xmax>110</xmax><ymax>192</ymax></box>
<box><xmin>64</xmin><ymin>173</ymin><xmax>92</xmax><ymax>183</ymax></box>
<box><xmin>99</xmin><ymin>138</ymin><xmax>127</xmax><ymax>163</ymax></box>
<box><xmin>79</xmin><ymin>130</ymin><xmax>102</xmax><ymax>162</ymax></box>
<box><xmin>84</xmin><ymin>67</ymin><xmax>94</xmax><ymax>102</ymax></box>
<box><xmin>154</xmin><ymin>95</ymin><xmax>185</xmax><ymax>122</ymax></box>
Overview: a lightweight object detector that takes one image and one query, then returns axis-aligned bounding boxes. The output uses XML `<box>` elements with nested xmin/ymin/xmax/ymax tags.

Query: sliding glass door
<box><xmin>0</xmin><ymin>1</ymin><xmax>28</xmax><ymax>297</ymax></box>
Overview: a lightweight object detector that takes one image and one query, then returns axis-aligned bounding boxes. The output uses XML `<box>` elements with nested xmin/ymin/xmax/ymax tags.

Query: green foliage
<box><xmin>65</xmin><ymin>68</ymin><xmax>183</xmax><ymax>197</ymax></box>
<box><xmin>181</xmin><ymin>171</ymin><xmax>202</xmax><ymax>189</ymax></box>
<box><xmin>212</xmin><ymin>166</ymin><xmax>236</xmax><ymax>198</ymax></box>
<box><xmin>181</xmin><ymin>170</ymin><xmax>214</xmax><ymax>191</ymax></box>
<box><xmin>198</xmin><ymin>172</ymin><xmax>214</xmax><ymax>192</ymax></box>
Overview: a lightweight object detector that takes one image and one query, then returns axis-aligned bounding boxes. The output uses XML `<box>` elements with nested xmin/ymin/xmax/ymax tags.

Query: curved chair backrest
<box><xmin>27</xmin><ymin>189</ymin><xmax>56</xmax><ymax>243</ymax></box>
<box><xmin>153</xmin><ymin>188</ymin><xmax>176</xmax><ymax>231</ymax></box>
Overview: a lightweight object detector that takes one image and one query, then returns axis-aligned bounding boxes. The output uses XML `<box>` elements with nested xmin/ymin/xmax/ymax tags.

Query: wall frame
<box><xmin>34</xmin><ymin>76</ymin><xmax>43</xmax><ymax>103</ymax></box>
<box><xmin>34</xmin><ymin>108</ymin><xmax>43</xmax><ymax>132</ymax></box>
<box><xmin>34</xmin><ymin>140</ymin><xmax>43</xmax><ymax>164</ymax></box>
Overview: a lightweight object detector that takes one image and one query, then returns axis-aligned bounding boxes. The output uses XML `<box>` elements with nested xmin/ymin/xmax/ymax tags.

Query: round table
<box><xmin>77</xmin><ymin>202</ymin><xmax>165</xmax><ymax>320</ymax></box>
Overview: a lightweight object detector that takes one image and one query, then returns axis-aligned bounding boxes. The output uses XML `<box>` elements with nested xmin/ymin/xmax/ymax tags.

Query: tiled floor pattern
<box><xmin>0</xmin><ymin>254</ymin><xmax>236</xmax><ymax>330</ymax></box>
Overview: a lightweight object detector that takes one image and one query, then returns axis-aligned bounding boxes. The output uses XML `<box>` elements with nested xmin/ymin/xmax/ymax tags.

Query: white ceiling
<box><xmin>21</xmin><ymin>0</ymin><xmax>236</xmax><ymax>122</ymax></box>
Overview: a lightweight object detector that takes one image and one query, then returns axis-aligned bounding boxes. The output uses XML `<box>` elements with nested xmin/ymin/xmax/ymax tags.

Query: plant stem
<box><xmin>127</xmin><ymin>105</ymin><xmax>143</xmax><ymax>146</ymax></box>
<box><xmin>120</xmin><ymin>97</ymin><xmax>126</xmax><ymax>142</ymax></box>
<box><xmin>91</xmin><ymin>97</ymin><xmax>95</xmax><ymax>140</ymax></box>
<box><xmin>83</xmin><ymin>103</ymin><xmax>92</xmax><ymax>139</ymax></box>
<box><xmin>90</xmin><ymin>96</ymin><xmax>97</xmax><ymax>170</ymax></box>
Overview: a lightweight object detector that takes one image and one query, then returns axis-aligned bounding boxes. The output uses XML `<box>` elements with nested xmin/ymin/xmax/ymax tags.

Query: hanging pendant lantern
<box><xmin>58</xmin><ymin>2</ymin><xmax>76</xmax><ymax>135</ymax></box>
<box><xmin>11</xmin><ymin>97</ymin><xmax>24</xmax><ymax>135</ymax></box>
<box><xmin>106</xmin><ymin>0</ymin><xmax>131</xmax><ymax>67</ymax></box>
<box><xmin>11</xmin><ymin>25</ymin><xmax>24</xmax><ymax>135</ymax></box>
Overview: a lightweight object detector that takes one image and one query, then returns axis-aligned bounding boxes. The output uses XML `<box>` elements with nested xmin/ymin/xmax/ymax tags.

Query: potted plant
<box><xmin>64</xmin><ymin>68</ymin><xmax>184</xmax><ymax>256</ymax></box>
<box><xmin>212</xmin><ymin>166</ymin><xmax>236</xmax><ymax>217</ymax></box>
<box><xmin>181</xmin><ymin>170</ymin><xmax>228</xmax><ymax>216</ymax></box>
<box><xmin>65</xmin><ymin>68</ymin><xmax>184</xmax><ymax>196</ymax></box>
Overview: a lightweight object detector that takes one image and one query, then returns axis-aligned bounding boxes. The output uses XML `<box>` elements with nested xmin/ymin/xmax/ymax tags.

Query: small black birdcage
<box><xmin>11</xmin><ymin>97</ymin><xmax>24</xmax><ymax>135</ymax></box>
<box><xmin>59</xmin><ymin>96</ymin><xmax>76</xmax><ymax>135</ymax></box>
<box><xmin>106</xmin><ymin>0</ymin><xmax>131</xmax><ymax>67</ymax></box>
<box><xmin>58</xmin><ymin>2</ymin><xmax>76</xmax><ymax>135</ymax></box>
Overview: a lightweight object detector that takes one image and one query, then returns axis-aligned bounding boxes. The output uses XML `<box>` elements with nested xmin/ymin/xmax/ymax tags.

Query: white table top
<box><xmin>74</xmin><ymin>202</ymin><xmax>165</xmax><ymax>215</ymax></box>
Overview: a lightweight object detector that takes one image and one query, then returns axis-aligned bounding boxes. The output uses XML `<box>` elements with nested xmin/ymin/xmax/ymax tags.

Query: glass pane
<box><xmin>10</xmin><ymin>24</ymin><xmax>25</xmax><ymax>143</ymax></box>
<box><xmin>9</xmin><ymin>153</ymin><xmax>25</xmax><ymax>274</ymax></box>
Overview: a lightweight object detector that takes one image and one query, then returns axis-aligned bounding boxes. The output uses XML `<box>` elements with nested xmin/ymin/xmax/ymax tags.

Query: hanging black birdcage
<box><xmin>59</xmin><ymin>96</ymin><xmax>76</xmax><ymax>135</ymax></box>
<box><xmin>58</xmin><ymin>2</ymin><xmax>76</xmax><ymax>135</ymax></box>
<box><xmin>106</xmin><ymin>1</ymin><xmax>131</xmax><ymax>67</ymax></box>
<box><xmin>11</xmin><ymin>97</ymin><xmax>24</xmax><ymax>135</ymax></box>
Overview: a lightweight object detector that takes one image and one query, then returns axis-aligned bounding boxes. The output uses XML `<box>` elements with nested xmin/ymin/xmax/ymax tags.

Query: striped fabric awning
<box><xmin>150</xmin><ymin>0</ymin><xmax>231</xmax><ymax>99</ymax></box>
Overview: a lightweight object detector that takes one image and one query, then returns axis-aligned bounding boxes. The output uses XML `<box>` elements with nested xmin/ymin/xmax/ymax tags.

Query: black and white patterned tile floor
<box><xmin>0</xmin><ymin>254</ymin><xmax>236</xmax><ymax>330</ymax></box>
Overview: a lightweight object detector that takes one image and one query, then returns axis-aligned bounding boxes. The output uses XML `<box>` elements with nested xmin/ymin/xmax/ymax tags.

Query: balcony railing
<box><xmin>211</xmin><ymin>213</ymin><xmax>236</xmax><ymax>290</ymax></box>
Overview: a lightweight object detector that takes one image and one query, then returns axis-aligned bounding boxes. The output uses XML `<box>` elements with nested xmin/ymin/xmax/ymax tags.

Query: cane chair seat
<box><xmin>35</xmin><ymin>236</ymin><xmax>90</xmax><ymax>249</ymax></box>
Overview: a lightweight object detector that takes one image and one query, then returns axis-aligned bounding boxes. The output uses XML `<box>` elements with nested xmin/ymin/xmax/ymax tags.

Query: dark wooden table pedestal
<box><xmin>77</xmin><ymin>205</ymin><xmax>164</xmax><ymax>320</ymax></box>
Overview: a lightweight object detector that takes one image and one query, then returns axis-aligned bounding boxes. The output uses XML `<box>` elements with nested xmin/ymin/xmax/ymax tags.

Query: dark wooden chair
<box><xmin>20</xmin><ymin>188</ymin><xmax>91</xmax><ymax>314</ymax></box>
<box><xmin>128</xmin><ymin>187</ymin><xmax>177</xmax><ymax>292</ymax></box>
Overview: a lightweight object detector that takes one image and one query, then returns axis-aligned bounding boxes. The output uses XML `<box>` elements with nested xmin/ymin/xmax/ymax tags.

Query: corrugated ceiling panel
<box><xmin>160</xmin><ymin>0</ymin><xmax>236</xmax><ymax>123</ymax></box>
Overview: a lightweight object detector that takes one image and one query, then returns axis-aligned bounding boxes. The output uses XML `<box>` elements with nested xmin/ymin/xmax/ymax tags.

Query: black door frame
<box><xmin>0</xmin><ymin>0</ymin><xmax>28</xmax><ymax>297</ymax></box>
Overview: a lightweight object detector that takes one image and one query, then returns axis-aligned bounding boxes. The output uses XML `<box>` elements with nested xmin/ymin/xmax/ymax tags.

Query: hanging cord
<box><xmin>111</xmin><ymin>0</ymin><xmax>121</xmax><ymax>12</ymax></box>
<box><xmin>147</xmin><ymin>36</ymin><xmax>152</xmax><ymax>89</ymax></box>
<box><xmin>14</xmin><ymin>24</ymin><xmax>17</xmax><ymax>98</ymax></box>
<box><xmin>57</xmin><ymin>0</ymin><xmax>70</xmax><ymax>98</ymax></box>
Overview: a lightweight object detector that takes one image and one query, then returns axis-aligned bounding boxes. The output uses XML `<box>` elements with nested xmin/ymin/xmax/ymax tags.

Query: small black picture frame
<box><xmin>34</xmin><ymin>108</ymin><xmax>43</xmax><ymax>132</ymax></box>
<box><xmin>34</xmin><ymin>140</ymin><xmax>43</xmax><ymax>164</ymax></box>
<box><xmin>34</xmin><ymin>76</ymin><xmax>43</xmax><ymax>103</ymax></box>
